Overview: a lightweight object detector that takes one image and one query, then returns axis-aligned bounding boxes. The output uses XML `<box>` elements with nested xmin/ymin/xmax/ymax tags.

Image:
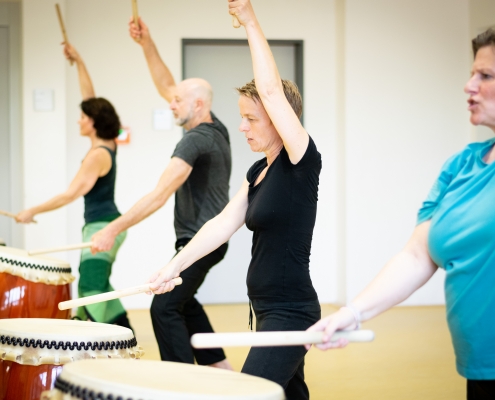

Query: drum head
<box><xmin>0</xmin><ymin>246</ymin><xmax>74</xmax><ymax>285</ymax></box>
<box><xmin>0</xmin><ymin>319</ymin><xmax>143</xmax><ymax>365</ymax></box>
<box><xmin>54</xmin><ymin>359</ymin><xmax>285</xmax><ymax>400</ymax></box>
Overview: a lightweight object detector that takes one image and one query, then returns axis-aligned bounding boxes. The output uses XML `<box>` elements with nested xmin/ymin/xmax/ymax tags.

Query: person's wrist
<box><xmin>244</xmin><ymin>16</ymin><xmax>260</xmax><ymax>30</ymax></box>
<box><xmin>140</xmin><ymin>36</ymin><xmax>153</xmax><ymax>50</ymax></box>
<box><xmin>340</xmin><ymin>303</ymin><xmax>362</xmax><ymax>330</ymax></box>
<box><xmin>105</xmin><ymin>223</ymin><xmax>120</xmax><ymax>239</ymax></box>
<box><xmin>168</xmin><ymin>257</ymin><xmax>184</xmax><ymax>275</ymax></box>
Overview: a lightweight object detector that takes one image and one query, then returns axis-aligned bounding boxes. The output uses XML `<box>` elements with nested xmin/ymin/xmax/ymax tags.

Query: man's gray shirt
<box><xmin>172</xmin><ymin>112</ymin><xmax>232</xmax><ymax>239</ymax></box>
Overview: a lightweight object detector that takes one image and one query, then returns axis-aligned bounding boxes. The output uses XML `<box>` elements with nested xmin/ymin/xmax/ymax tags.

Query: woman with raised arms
<box><xmin>148</xmin><ymin>1</ymin><xmax>322</xmax><ymax>398</ymax></box>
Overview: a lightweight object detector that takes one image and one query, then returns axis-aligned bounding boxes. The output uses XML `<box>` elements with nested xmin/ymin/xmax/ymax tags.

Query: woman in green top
<box><xmin>16</xmin><ymin>43</ymin><xmax>131</xmax><ymax>330</ymax></box>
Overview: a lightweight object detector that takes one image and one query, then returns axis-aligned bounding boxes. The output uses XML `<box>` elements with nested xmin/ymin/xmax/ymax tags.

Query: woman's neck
<box><xmin>265</xmin><ymin>141</ymin><xmax>284</xmax><ymax>166</ymax></box>
<box><xmin>90</xmin><ymin>135</ymin><xmax>116</xmax><ymax>150</ymax></box>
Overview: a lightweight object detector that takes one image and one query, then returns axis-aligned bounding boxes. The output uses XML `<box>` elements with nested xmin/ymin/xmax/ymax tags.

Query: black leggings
<box><xmin>150</xmin><ymin>241</ymin><xmax>228</xmax><ymax>365</ymax></box>
<box><xmin>467</xmin><ymin>380</ymin><xmax>495</xmax><ymax>399</ymax></box>
<box><xmin>242</xmin><ymin>299</ymin><xmax>321</xmax><ymax>400</ymax></box>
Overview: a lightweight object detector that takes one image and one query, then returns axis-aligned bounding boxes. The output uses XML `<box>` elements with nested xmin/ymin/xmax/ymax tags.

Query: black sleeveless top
<box><xmin>83</xmin><ymin>146</ymin><xmax>120</xmax><ymax>224</ymax></box>
<box><xmin>245</xmin><ymin>136</ymin><xmax>321</xmax><ymax>302</ymax></box>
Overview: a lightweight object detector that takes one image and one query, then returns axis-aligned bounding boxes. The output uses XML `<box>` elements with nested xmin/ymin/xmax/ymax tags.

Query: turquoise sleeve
<box><xmin>416</xmin><ymin>150</ymin><xmax>468</xmax><ymax>225</ymax></box>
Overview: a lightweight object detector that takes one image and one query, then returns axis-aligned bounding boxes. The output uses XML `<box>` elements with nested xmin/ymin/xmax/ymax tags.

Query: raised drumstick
<box><xmin>28</xmin><ymin>242</ymin><xmax>92</xmax><ymax>256</ymax></box>
<box><xmin>58</xmin><ymin>279</ymin><xmax>183</xmax><ymax>310</ymax></box>
<box><xmin>55</xmin><ymin>4</ymin><xmax>73</xmax><ymax>66</ymax></box>
<box><xmin>191</xmin><ymin>330</ymin><xmax>375</xmax><ymax>348</ymax></box>
<box><xmin>131</xmin><ymin>0</ymin><xmax>140</xmax><ymax>42</ymax></box>
<box><xmin>0</xmin><ymin>210</ymin><xmax>37</xmax><ymax>224</ymax></box>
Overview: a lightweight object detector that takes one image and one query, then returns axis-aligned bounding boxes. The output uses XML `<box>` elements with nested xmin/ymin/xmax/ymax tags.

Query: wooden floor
<box><xmin>128</xmin><ymin>304</ymin><xmax>465</xmax><ymax>400</ymax></box>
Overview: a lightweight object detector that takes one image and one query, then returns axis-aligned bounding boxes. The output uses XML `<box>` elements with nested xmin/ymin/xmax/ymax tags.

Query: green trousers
<box><xmin>76</xmin><ymin>221</ymin><xmax>127</xmax><ymax>323</ymax></box>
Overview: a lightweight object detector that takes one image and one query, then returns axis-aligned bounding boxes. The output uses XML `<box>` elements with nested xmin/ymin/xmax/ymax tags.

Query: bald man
<box><xmin>91</xmin><ymin>17</ymin><xmax>232</xmax><ymax>370</ymax></box>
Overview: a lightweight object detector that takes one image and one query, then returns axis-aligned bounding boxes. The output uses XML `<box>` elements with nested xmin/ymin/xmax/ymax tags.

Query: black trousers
<box><xmin>150</xmin><ymin>241</ymin><xmax>228</xmax><ymax>365</ymax></box>
<box><xmin>242</xmin><ymin>299</ymin><xmax>321</xmax><ymax>400</ymax></box>
<box><xmin>467</xmin><ymin>380</ymin><xmax>495</xmax><ymax>399</ymax></box>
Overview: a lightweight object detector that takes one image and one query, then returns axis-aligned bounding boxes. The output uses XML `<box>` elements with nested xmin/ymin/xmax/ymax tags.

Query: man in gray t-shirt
<box><xmin>91</xmin><ymin>17</ymin><xmax>232</xmax><ymax>370</ymax></box>
<box><xmin>173</xmin><ymin>112</ymin><xmax>231</xmax><ymax>239</ymax></box>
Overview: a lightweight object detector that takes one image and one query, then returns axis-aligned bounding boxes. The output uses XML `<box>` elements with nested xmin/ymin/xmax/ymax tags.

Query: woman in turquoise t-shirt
<box><xmin>306</xmin><ymin>29</ymin><xmax>495</xmax><ymax>399</ymax></box>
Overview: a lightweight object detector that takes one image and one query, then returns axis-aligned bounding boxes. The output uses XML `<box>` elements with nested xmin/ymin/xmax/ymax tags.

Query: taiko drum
<box><xmin>0</xmin><ymin>246</ymin><xmax>74</xmax><ymax>319</ymax></box>
<box><xmin>0</xmin><ymin>318</ymin><xmax>143</xmax><ymax>400</ymax></box>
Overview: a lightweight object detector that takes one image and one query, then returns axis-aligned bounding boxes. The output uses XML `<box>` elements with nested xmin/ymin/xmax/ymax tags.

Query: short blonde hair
<box><xmin>236</xmin><ymin>79</ymin><xmax>303</xmax><ymax>118</ymax></box>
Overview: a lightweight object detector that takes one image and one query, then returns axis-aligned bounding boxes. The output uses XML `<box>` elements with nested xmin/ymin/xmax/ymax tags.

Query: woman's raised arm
<box><xmin>228</xmin><ymin>0</ymin><xmax>309</xmax><ymax>164</ymax></box>
<box><xmin>64</xmin><ymin>43</ymin><xmax>95</xmax><ymax>100</ymax></box>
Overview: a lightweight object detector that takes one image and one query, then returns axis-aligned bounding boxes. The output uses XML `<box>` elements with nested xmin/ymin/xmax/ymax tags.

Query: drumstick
<box><xmin>232</xmin><ymin>15</ymin><xmax>241</xmax><ymax>28</ymax></box>
<box><xmin>131</xmin><ymin>0</ymin><xmax>141</xmax><ymax>42</ymax></box>
<box><xmin>55</xmin><ymin>3</ymin><xmax>73</xmax><ymax>66</ymax></box>
<box><xmin>0</xmin><ymin>210</ymin><xmax>16</xmax><ymax>219</ymax></box>
<box><xmin>0</xmin><ymin>209</ymin><xmax>37</xmax><ymax>224</ymax></box>
<box><xmin>191</xmin><ymin>330</ymin><xmax>375</xmax><ymax>348</ymax></box>
<box><xmin>58</xmin><ymin>278</ymin><xmax>183</xmax><ymax>310</ymax></box>
<box><xmin>28</xmin><ymin>242</ymin><xmax>92</xmax><ymax>256</ymax></box>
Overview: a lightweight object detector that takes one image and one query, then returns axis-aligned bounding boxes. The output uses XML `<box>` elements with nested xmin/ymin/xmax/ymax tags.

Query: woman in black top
<box><xmin>16</xmin><ymin>44</ymin><xmax>132</xmax><ymax>330</ymax></box>
<box><xmin>149</xmin><ymin>1</ymin><xmax>321</xmax><ymax>398</ymax></box>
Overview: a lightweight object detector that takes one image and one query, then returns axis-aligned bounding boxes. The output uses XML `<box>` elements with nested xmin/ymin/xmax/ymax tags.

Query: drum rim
<box><xmin>0</xmin><ymin>246</ymin><xmax>72</xmax><ymax>272</ymax></box>
<box><xmin>52</xmin><ymin>359</ymin><xmax>285</xmax><ymax>400</ymax></box>
<box><xmin>0</xmin><ymin>246</ymin><xmax>75</xmax><ymax>285</ymax></box>
<box><xmin>0</xmin><ymin>319</ymin><xmax>135</xmax><ymax>342</ymax></box>
<box><xmin>0</xmin><ymin>334</ymin><xmax>138</xmax><ymax>351</ymax></box>
<box><xmin>0</xmin><ymin>257</ymin><xmax>72</xmax><ymax>274</ymax></box>
<box><xmin>0</xmin><ymin>320</ymin><xmax>143</xmax><ymax>366</ymax></box>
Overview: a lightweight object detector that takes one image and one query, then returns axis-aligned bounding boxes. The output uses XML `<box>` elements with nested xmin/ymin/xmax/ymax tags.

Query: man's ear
<box><xmin>194</xmin><ymin>98</ymin><xmax>204</xmax><ymax>113</ymax></box>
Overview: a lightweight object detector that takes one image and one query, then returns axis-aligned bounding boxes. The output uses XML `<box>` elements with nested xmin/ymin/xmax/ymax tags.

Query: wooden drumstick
<box><xmin>0</xmin><ymin>209</ymin><xmax>37</xmax><ymax>224</ymax></box>
<box><xmin>232</xmin><ymin>15</ymin><xmax>241</xmax><ymax>28</ymax></box>
<box><xmin>58</xmin><ymin>278</ymin><xmax>183</xmax><ymax>310</ymax></box>
<box><xmin>191</xmin><ymin>330</ymin><xmax>375</xmax><ymax>348</ymax></box>
<box><xmin>55</xmin><ymin>3</ymin><xmax>73</xmax><ymax>66</ymax></box>
<box><xmin>0</xmin><ymin>210</ymin><xmax>16</xmax><ymax>219</ymax></box>
<box><xmin>131</xmin><ymin>0</ymin><xmax>140</xmax><ymax>42</ymax></box>
<box><xmin>28</xmin><ymin>242</ymin><xmax>92</xmax><ymax>256</ymax></box>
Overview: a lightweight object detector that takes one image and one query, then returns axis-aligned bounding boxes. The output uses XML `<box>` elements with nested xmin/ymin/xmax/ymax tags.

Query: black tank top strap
<box><xmin>97</xmin><ymin>145</ymin><xmax>116</xmax><ymax>158</ymax></box>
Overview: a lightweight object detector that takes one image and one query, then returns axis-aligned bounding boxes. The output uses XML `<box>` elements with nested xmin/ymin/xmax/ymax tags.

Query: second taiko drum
<box><xmin>0</xmin><ymin>246</ymin><xmax>74</xmax><ymax>319</ymax></box>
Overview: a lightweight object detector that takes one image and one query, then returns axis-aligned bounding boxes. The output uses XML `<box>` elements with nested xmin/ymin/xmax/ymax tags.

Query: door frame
<box><xmin>0</xmin><ymin>3</ymin><xmax>23</xmax><ymax>247</ymax></box>
<box><xmin>182</xmin><ymin>38</ymin><xmax>304</xmax><ymax>124</ymax></box>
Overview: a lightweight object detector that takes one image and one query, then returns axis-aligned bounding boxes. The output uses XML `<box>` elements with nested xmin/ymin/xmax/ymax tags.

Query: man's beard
<box><xmin>174</xmin><ymin>107</ymin><xmax>194</xmax><ymax>127</ymax></box>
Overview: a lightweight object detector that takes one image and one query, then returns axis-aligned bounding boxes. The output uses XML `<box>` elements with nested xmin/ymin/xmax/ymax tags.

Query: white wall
<box><xmin>21</xmin><ymin>0</ymin><xmax>69</xmax><ymax>256</ymax></box>
<box><xmin>343</xmin><ymin>0</ymin><xmax>471</xmax><ymax>304</ymax></box>
<box><xmin>470</xmin><ymin>0</ymin><xmax>495</xmax><ymax>36</ymax></box>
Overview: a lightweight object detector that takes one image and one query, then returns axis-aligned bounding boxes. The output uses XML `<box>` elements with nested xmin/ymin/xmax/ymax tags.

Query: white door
<box><xmin>184</xmin><ymin>41</ymin><xmax>299</xmax><ymax>304</ymax></box>
<box><xmin>0</xmin><ymin>26</ymin><xmax>11</xmax><ymax>245</ymax></box>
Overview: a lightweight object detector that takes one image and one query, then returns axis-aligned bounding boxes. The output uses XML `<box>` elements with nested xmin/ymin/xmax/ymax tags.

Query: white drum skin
<box><xmin>43</xmin><ymin>359</ymin><xmax>285</xmax><ymax>400</ymax></box>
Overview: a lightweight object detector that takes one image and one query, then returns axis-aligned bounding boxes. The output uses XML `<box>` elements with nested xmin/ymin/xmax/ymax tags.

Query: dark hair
<box><xmin>236</xmin><ymin>78</ymin><xmax>303</xmax><ymax>118</ymax></box>
<box><xmin>472</xmin><ymin>28</ymin><xmax>495</xmax><ymax>57</ymax></box>
<box><xmin>80</xmin><ymin>97</ymin><xmax>121</xmax><ymax>140</ymax></box>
